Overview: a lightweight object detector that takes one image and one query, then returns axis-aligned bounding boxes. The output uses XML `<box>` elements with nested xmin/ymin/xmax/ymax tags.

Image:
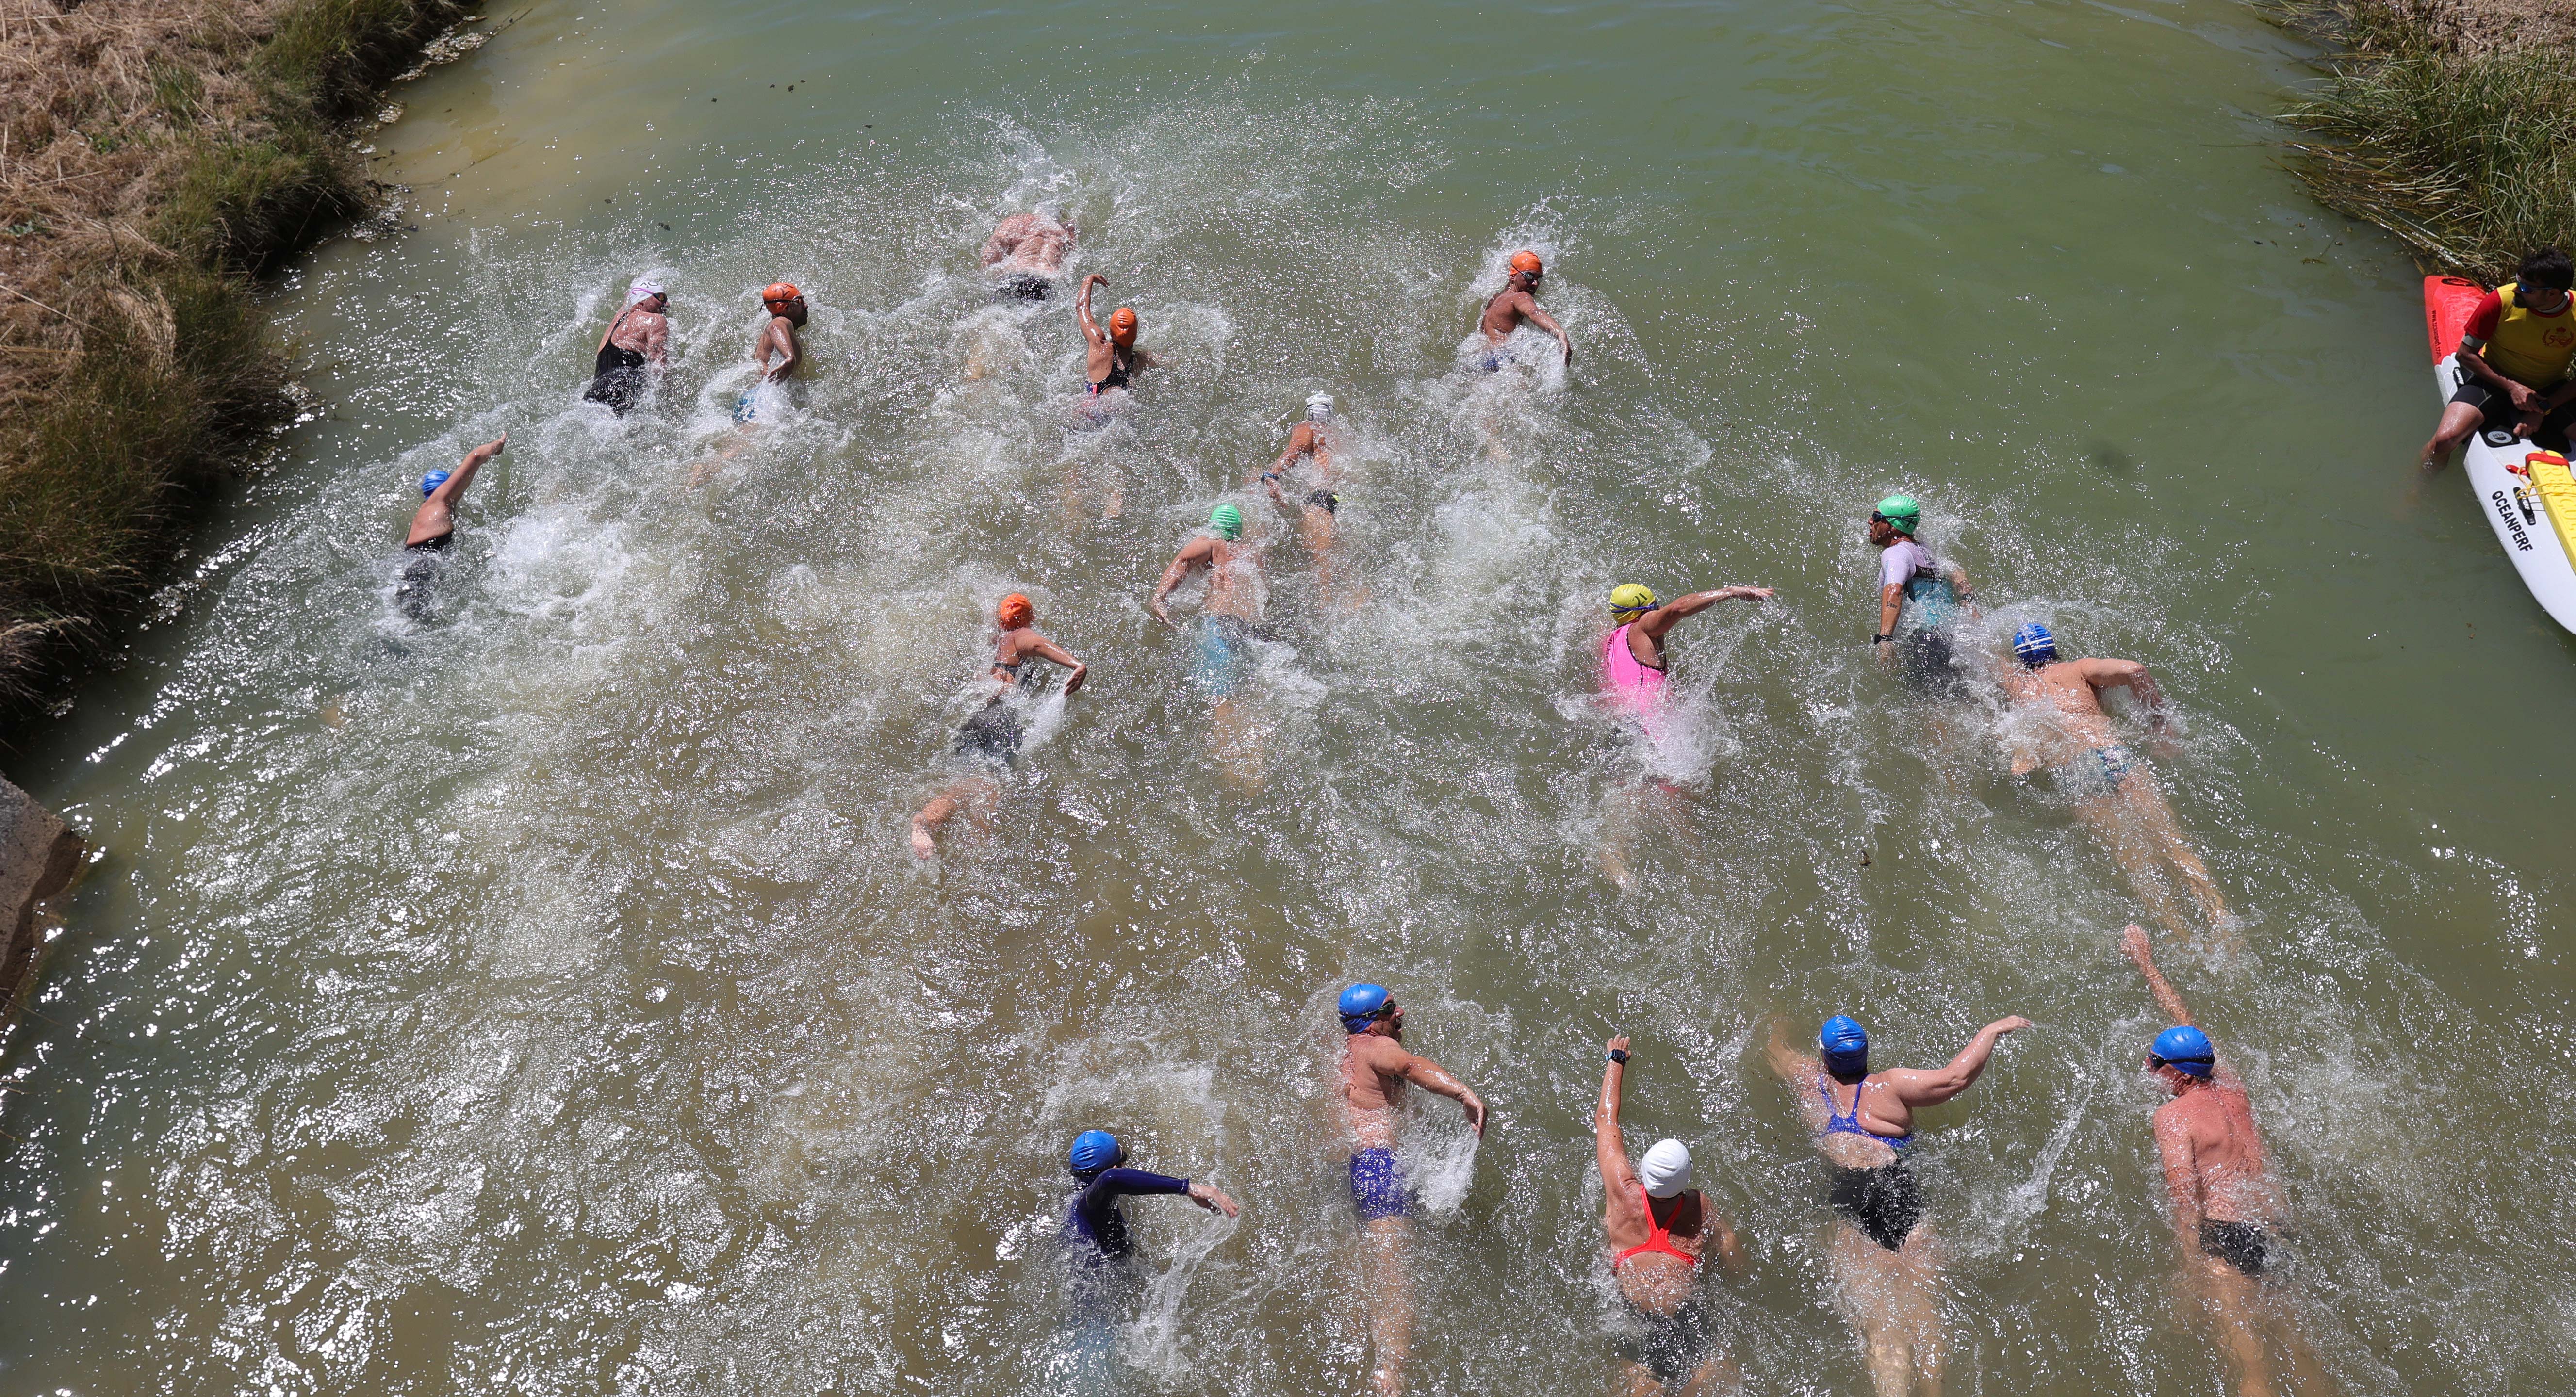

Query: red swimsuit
<box><xmin>1613</xmin><ymin>1184</ymin><xmax>1699</xmax><ymax>1270</ymax></box>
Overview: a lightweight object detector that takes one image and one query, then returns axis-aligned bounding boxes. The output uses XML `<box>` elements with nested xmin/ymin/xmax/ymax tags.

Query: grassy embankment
<box><xmin>2279</xmin><ymin>0</ymin><xmax>2576</xmax><ymax>280</ymax></box>
<box><xmin>0</xmin><ymin>0</ymin><xmax>467</xmax><ymax>710</ymax></box>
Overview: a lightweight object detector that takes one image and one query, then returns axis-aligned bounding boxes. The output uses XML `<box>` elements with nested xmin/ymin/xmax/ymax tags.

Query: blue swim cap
<box><xmin>1067</xmin><ymin>1129</ymin><xmax>1124</xmax><ymax>1177</ymax></box>
<box><xmin>2151</xmin><ymin>1025</ymin><xmax>2215</xmax><ymax>1078</ymax></box>
<box><xmin>1339</xmin><ymin>982</ymin><xmax>1393</xmax><ymax>1033</ymax></box>
<box><xmin>421</xmin><ymin>470</ymin><xmax>452</xmax><ymax>497</ymax></box>
<box><xmin>1820</xmin><ymin>1015</ymin><xmax>1870</xmax><ymax>1076</ymax></box>
<box><xmin>2012</xmin><ymin>623</ymin><xmax>2058</xmax><ymax>666</ymax></box>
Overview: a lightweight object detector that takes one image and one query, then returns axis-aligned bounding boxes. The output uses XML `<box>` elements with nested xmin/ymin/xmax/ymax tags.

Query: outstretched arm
<box><xmin>1076</xmin><ymin>274</ymin><xmax>1108</xmax><ymax>345</ymax></box>
<box><xmin>1401</xmin><ymin>1053</ymin><xmax>1489</xmax><ymax>1136</ymax></box>
<box><xmin>2077</xmin><ymin>657</ymin><xmax>2169</xmax><ymax>729</ymax></box>
<box><xmin>434</xmin><ymin>434</ymin><xmax>507</xmax><ymax>504</ymax></box>
<box><xmin>1595</xmin><ymin>1036</ymin><xmax>1635</xmax><ymax>1192</ymax></box>
<box><xmin>1522</xmin><ymin>301</ymin><xmax>1573</xmax><ymax>361</ymax></box>
<box><xmin>1023</xmin><ymin>635</ymin><xmax>1088</xmax><ymax>694</ymax></box>
<box><xmin>1638</xmin><ymin>586</ymin><xmax>1777</xmax><ymax>641</ymax></box>
<box><xmin>1186</xmin><ymin>1181</ymin><xmax>1240</xmax><ymax>1218</ymax></box>
<box><xmin>2119</xmin><ymin>925</ymin><xmax>2194</xmax><ymax>1026</ymax></box>
<box><xmin>1149</xmin><ymin>541</ymin><xmax>1211</xmax><ymax>624</ymax></box>
<box><xmin>1884</xmin><ymin>1016</ymin><xmax>2031</xmax><ymax>1108</ymax></box>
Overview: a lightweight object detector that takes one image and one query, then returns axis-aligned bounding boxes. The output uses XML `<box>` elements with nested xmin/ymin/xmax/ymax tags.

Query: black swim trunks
<box><xmin>953</xmin><ymin>699</ymin><xmax>1024</xmax><ymax>769</ymax></box>
<box><xmin>996</xmin><ymin>272</ymin><xmax>1052</xmax><ymax>301</ymax></box>
<box><xmin>2199</xmin><ymin>1219</ymin><xmax>2271</xmax><ymax>1278</ymax></box>
<box><xmin>1617</xmin><ymin>1300</ymin><xmax>1718</xmax><ymax>1388</ymax></box>
<box><xmin>394</xmin><ymin>534</ymin><xmax>453</xmax><ymax>619</ymax></box>
<box><xmin>1828</xmin><ymin>1162</ymin><xmax>1926</xmax><ymax>1251</ymax></box>
<box><xmin>1306</xmin><ymin>489</ymin><xmax>1339</xmax><ymax>515</ymax></box>
<box><xmin>2449</xmin><ymin>363</ymin><xmax>2576</xmax><ymax>450</ymax></box>
<box><xmin>585</xmin><ymin>343</ymin><xmax>649</xmax><ymax>416</ymax></box>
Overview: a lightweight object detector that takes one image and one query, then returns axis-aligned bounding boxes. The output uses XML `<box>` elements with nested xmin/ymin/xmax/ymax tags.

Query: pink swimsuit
<box><xmin>1602</xmin><ymin>623</ymin><xmax>1669</xmax><ymax>734</ymax></box>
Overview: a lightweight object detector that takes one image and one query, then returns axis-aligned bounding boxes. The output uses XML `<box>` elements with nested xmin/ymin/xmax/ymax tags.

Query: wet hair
<box><xmin>2519</xmin><ymin>248</ymin><xmax>2574</xmax><ymax>292</ymax></box>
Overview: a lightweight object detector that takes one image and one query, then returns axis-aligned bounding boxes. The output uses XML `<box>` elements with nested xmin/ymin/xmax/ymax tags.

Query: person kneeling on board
<box><xmin>2120</xmin><ymin>926</ymin><xmax>2338</xmax><ymax>1397</ymax></box>
<box><xmin>2422</xmin><ymin>247</ymin><xmax>2576</xmax><ymax>468</ymax></box>
<box><xmin>395</xmin><ymin>434</ymin><xmax>504</xmax><ymax>618</ymax></box>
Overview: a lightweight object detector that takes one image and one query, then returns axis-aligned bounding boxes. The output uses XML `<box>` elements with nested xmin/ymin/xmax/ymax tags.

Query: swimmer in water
<box><xmin>1058</xmin><ymin>1128</ymin><xmax>1239</xmax><ymax>1391</ymax></box>
<box><xmin>2001</xmin><ymin>624</ymin><xmax>2231</xmax><ymax>945</ymax></box>
<box><xmin>1766</xmin><ymin>1011</ymin><xmax>2029</xmax><ymax>1397</ymax></box>
<box><xmin>908</xmin><ymin>593</ymin><xmax>1087</xmax><ymax>861</ymax></box>
<box><xmin>1337</xmin><ymin>984</ymin><xmax>1490</xmax><ymax>1397</ymax></box>
<box><xmin>1076</xmin><ymin>274</ymin><xmax>1155</xmax><ymax>408</ymax></box>
<box><xmin>2120</xmin><ymin>926</ymin><xmax>2337</xmax><ymax>1397</ymax></box>
<box><xmin>1255</xmin><ymin>392</ymin><xmax>1345</xmax><ymax>608</ymax></box>
<box><xmin>1864</xmin><ymin>496</ymin><xmax>1977</xmax><ymax>684</ymax></box>
<box><xmin>1477</xmin><ymin>250</ymin><xmax>1573</xmax><ymax>371</ymax></box>
<box><xmin>395</xmin><ymin>434</ymin><xmax>504</xmax><ymax>619</ymax></box>
<box><xmin>688</xmin><ymin>283</ymin><xmax>806</xmax><ymax>487</ymax></box>
<box><xmin>981</xmin><ymin>210</ymin><xmax>1076</xmax><ymax>300</ymax></box>
<box><xmin>1601</xmin><ymin>582</ymin><xmax>1779</xmax><ymax>738</ymax></box>
<box><xmin>1151</xmin><ymin>504</ymin><xmax>1269</xmax><ymax>777</ymax></box>
<box><xmin>585</xmin><ymin>279</ymin><xmax>669</xmax><ymax>415</ymax></box>
<box><xmin>1596</xmin><ymin>1034</ymin><xmax>1746</xmax><ymax>1397</ymax></box>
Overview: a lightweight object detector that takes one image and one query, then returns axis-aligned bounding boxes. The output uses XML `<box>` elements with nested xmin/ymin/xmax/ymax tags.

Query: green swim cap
<box><xmin>1873</xmin><ymin>495</ymin><xmax>1921</xmax><ymax>533</ymax></box>
<box><xmin>1609</xmin><ymin>583</ymin><xmax>1658</xmax><ymax>615</ymax></box>
<box><xmin>1209</xmin><ymin>503</ymin><xmax>1244</xmax><ymax>540</ymax></box>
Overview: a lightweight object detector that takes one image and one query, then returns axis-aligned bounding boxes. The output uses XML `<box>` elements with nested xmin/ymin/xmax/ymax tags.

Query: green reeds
<box><xmin>2280</xmin><ymin>0</ymin><xmax>2576</xmax><ymax>281</ymax></box>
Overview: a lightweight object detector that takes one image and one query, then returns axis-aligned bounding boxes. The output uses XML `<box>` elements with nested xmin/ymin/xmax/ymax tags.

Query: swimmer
<box><xmin>395</xmin><ymin>434</ymin><xmax>504</xmax><ymax>618</ymax></box>
<box><xmin>1255</xmin><ymin>392</ymin><xmax>1344</xmax><ymax>606</ymax></box>
<box><xmin>1766</xmin><ymin>1011</ymin><xmax>2030</xmax><ymax>1397</ymax></box>
<box><xmin>1864</xmin><ymin>497</ymin><xmax>1976</xmax><ymax>682</ymax></box>
<box><xmin>1337</xmin><ymin>983</ymin><xmax>1490</xmax><ymax>1397</ymax></box>
<box><xmin>2120</xmin><ymin>926</ymin><xmax>2336</xmax><ymax>1397</ymax></box>
<box><xmin>1596</xmin><ymin>1034</ymin><xmax>1746</xmax><ymax>1397</ymax></box>
<box><xmin>1601</xmin><ymin>583</ymin><xmax>1778</xmax><ymax>737</ymax></box>
<box><xmin>688</xmin><ymin>283</ymin><xmax>807</xmax><ymax>487</ymax></box>
<box><xmin>1076</xmin><ymin>273</ymin><xmax>1155</xmax><ymax>404</ymax></box>
<box><xmin>1477</xmin><ymin>250</ymin><xmax>1573</xmax><ymax>370</ymax></box>
<box><xmin>585</xmin><ymin>279</ymin><xmax>669</xmax><ymax>415</ymax></box>
<box><xmin>909</xmin><ymin>593</ymin><xmax>1087</xmax><ymax>860</ymax></box>
<box><xmin>1151</xmin><ymin>504</ymin><xmax>1269</xmax><ymax>777</ymax></box>
<box><xmin>1062</xmin><ymin>1129</ymin><xmax>1239</xmax><ymax>1265</ymax></box>
<box><xmin>982</xmin><ymin>210</ymin><xmax>1076</xmax><ymax>299</ymax></box>
<box><xmin>2001</xmin><ymin>624</ymin><xmax>2231</xmax><ymax>945</ymax></box>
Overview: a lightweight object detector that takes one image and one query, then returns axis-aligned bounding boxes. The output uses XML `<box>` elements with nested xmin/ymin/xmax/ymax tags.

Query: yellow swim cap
<box><xmin>1609</xmin><ymin>584</ymin><xmax>1657</xmax><ymax>615</ymax></box>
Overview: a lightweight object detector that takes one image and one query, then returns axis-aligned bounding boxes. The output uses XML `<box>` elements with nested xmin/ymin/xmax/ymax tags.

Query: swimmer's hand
<box><xmin>1460</xmin><ymin>1091</ymin><xmax>1490</xmax><ymax>1138</ymax></box>
<box><xmin>1150</xmin><ymin>602</ymin><xmax>1176</xmax><ymax>627</ymax></box>
<box><xmin>2118</xmin><ymin>924</ymin><xmax>2155</xmax><ymax>970</ymax></box>
<box><xmin>2009</xmin><ymin>754</ymin><xmax>2037</xmax><ymax>778</ymax></box>
<box><xmin>1188</xmin><ymin>1183</ymin><xmax>1240</xmax><ymax>1218</ymax></box>
<box><xmin>1723</xmin><ymin>585</ymin><xmax>1775</xmax><ymax>602</ymax></box>
<box><xmin>1063</xmin><ymin>662</ymin><xmax>1088</xmax><ymax>695</ymax></box>
<box><xmin>1987</xmin><ymin>1016</ymin><xmax>2034</xmax><ymax>1037</ymax></box>
<box><xmin>1083</xmin><ymin>273</ymin><xmax>1108</xmax><ymax>291</ymax></box>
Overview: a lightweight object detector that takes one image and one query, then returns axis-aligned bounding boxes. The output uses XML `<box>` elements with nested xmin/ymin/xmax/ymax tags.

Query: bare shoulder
<box><xmin>1349</xmin><ymin>1034</ymin><xmax>1407</xmax><ymax>1071</ymax></box>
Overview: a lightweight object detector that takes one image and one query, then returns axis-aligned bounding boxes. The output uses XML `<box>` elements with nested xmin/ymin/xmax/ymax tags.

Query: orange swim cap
<box><xmin>1109</xmin><ymin>306</ymin><xmax>1139</xmax><ymax>344</ymax></box>
<box><xmin>997</xmin><ymin>593</ymin><xmax>1034</xmax><ymax>629</ymax></box>
<box><xmin>762</xmin><ymin>282</ymin><xmax>801</xmax><ymax>307</ymax></box>
<box><xmin>1509</xmin><ymin>250</ymin><xmax>1544</xmax><ymax>277</ymax></box>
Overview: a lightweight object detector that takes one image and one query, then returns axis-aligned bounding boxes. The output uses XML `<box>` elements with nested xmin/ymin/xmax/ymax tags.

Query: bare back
<box><xmin>1341</xmin><ymin>1033</ymin><xmax>1413</xmax><ymax>1148</ymax></box>
<box><xmin>2002</xmin><ymin>658</ymin><xmax>2123</xmax><ymax>765</ymax></box>
<box><xmin>602</xmin><ymin>306</ymin><xmax>669</xmax><ymax>362</ymax></box>
<box><xmin>983</xmin><ymin>212</ymin><xmax>1072</xmax><ymax>274</ymax></box>
<box><xmin>1480</xmin><ymin>287</ymin><xmax>1542</xmax><ymax>343</ymax></box>
<box><xmin>2154</xmin><ymin>1081</ymin><xmax>2278</xmax><ymax>1225</ymax></box>
<box><xmin>754</xmin><ymin>314</ymin><xmax>801</xmax><ymax>381</ymax></box>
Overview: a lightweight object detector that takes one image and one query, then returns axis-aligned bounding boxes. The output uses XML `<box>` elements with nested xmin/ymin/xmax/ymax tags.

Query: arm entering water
<box><xmin>2120</xmin><ymin>924</ymin><xmax>2195</xmax><ymax>1026</ymax></box>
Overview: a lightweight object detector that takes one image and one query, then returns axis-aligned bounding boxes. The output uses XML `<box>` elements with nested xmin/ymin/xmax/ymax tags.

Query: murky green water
<box><xmin>4</xmin><ymin>0</ymin><xmax>2572</xmax><ymax>1392</ymax></box>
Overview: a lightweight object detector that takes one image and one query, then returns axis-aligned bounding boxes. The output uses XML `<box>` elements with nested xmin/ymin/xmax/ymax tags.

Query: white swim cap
<box><xmin>1637</xmin><ymin>1138</ymin><xmax>1692</xmax><ymax>1198</ymax></box>
<box><xmin>1306</xmin><ymin>392</ymin><xmax>1335</xmax><ymax>420</ymax></box>
<box><xmin>627</xmin><ymin>279</ymin><xmax>667</xmax><ymax>305</ymax></box>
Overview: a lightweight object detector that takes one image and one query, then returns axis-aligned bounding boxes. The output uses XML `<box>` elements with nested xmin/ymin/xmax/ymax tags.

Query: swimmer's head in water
<box><xmin>1820</xmin><ymin>1015</ymin><xmax>1870</xmax><ymax>1079</ymax></box>
<box><xmin>1307</xmin><ymin>392</ymin><xmax>1335</xmax><ymax>422</ymax></box>
<box><xmin>1339</xmin><ymin>982</ymin><xmax>1396</xmax><ymax>1034</ymax></box>
<box><xmin>2150</xmin><ymin>1025</ymin><xmax>2215</xmax><ymax>1079</ymax></box>
<box><xmin>1209</xmin><ymin>503</ymin><xmax>1244</xmax><ymax>540</ymax></box>
<box><xmin>1509</xmin><ymin>250</ymin><xmax>1544</xmax><ymax>280</ymax></box>
<box><xmin>1870</xmin><ymin>494</ymin><xmax>1921</xmax><ymax>536</ymax></box>
<box><xmin>2012</xmin><ymin>623</ymin><xmax>2058</xmax><ymax>666</ymax></box>
<box><xmin>1637</xmin><ymin>1138</ymin><xmax>1693</xmax><ymax>1198</ymax></box>
<box><xmin>1067</xmin><ymin>1129</ymin><xmax>1125</xmax><ymax>1178</ymax></box>
<box><xmin>997</xmin><ymin>593</ymin><xmax>1034</xmax><ymax>630</ymax></box>
<box><xmin>627</xmin><ymin>278</ymin><xmax>667</xmax><ymax>307</ymax></box>
<box><xmin>420</xmin><ymin>470</ymin><xmax>451</xmax><ymax>498</ymax></box>
<box><xmin>1609</xmin><ymin>583</ymin><xmax>1658</xmax><ymax>619</ymax></box>
<box><xmin>1109</xmin><ymin>306</ymin><xmax>1139</xmax><ymax>346</ymax></box>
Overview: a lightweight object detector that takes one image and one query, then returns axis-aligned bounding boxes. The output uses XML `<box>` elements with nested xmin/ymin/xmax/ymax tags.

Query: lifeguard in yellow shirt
<box><xmin>2423</xmin><ymin>248</ymin><xmax>2576</xmax><ymax>468</ymax></box>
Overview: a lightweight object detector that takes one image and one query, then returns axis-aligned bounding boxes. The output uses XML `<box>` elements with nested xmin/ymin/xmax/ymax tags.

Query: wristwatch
<box><xmin>1607</xmin><ymin>1048</ymin><xmax>1629</xmax><ymax>1063</ymax></box>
